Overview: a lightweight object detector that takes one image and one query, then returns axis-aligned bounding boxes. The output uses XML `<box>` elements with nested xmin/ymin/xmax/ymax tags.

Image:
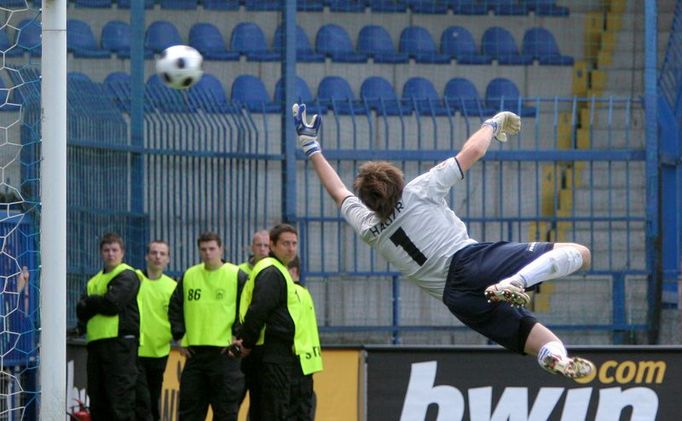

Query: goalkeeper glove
<box><xmin>292</xmin><ymin>103</ymin><xmax>322</xmax><ymax>158</ymax></box>
<box><xmin>482</xmin><ymin>111</ymin><xmax>521</xmax><ymax>143</ymax></box>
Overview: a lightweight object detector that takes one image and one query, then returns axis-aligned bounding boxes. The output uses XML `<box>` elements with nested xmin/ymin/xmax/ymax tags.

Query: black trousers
<box><xmin>239</xmin><ymin>346</ymin><xmax>264</xmax><ymax>421</ymax></box>
<box><xmin>178</xmin><ymin>347</ymin><xmax>244</xmax><ymax>421</ymax></box>
<box><xmin>260</xmin><ymin>358</ymin><xmax>314</xmax><ymax>421</ymax></box>
<box><xmin>87</xmin><ymin>337</ymin><xmax>138</xmax><ymax>421</ymax></box>
<box><xmin>135</xmin><ymin>356</ymin><xmax>169</xmax><ymax>421</ymax></box>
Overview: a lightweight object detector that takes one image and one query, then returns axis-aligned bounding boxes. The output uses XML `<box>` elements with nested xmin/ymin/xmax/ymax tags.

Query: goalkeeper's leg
<box><xmin>525</xmin><ymin>323</ymin><xmax>595</xmax><ymax>381</ymax></box>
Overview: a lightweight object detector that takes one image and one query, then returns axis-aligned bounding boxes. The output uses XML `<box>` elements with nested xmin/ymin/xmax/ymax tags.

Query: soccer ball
<box><xmin>155</xmin><ymin>45</ymin><xmax>204</xmax><ymax>90</ymax></box>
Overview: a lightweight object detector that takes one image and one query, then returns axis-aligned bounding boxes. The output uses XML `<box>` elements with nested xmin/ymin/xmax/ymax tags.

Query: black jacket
<box><xmin>237</xmin><ymin>258</ymin><xmax>296</xmax><ymax>360</ymax></box>
<box><xmin>168</xmin><ymin>267</ymin><xmax>248</xmax><ymax>342</ymax></box>
<box><xmin>76</xmin><ymin>268</ymin><xmax>140</xmax><ymax>339</ymax></box>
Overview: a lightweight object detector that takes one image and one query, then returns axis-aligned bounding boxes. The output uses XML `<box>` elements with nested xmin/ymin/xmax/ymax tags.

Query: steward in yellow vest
<box><xmin>238</xmin><ymin>229</ymin><xmax>270</xmax><ymax>276</ymax></box>
<box><xmin>134</xmin><ymin>240</ymin><xmax>176</xmax><ymax>421</ymax></box>
<box><xmin>75</xmin><ymin>233</ymin><xmax>140</xmax><ymax>421</ymax></box>
<box><xmin>167</xmin><ymin>232</ymin><xmax>248</xmax><ymax>421</ymax></box>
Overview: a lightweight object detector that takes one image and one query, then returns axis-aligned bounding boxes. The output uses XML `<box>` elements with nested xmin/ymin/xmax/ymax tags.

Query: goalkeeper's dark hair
<box><xmin>353</xmin><ymin>161</ymin><xmax>405</xmax><ymax>221</ymax></box>
<box><xmin>197</xmin><ymin>232</ymin><xmax>222</xmax><ymax>248</ymax></box>
<box><xmin>270</xmin><ymin>223</ymin><xmax>298</xmax><ymax>245</ymax></box>
<box><xmin>100</xmin><ymin>232</ymin><xmax>125</xmax><ymax>251</ymax></box>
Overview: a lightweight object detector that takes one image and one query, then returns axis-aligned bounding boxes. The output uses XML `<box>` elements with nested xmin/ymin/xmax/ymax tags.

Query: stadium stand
<box><xmin>407</xmin><ymin>0</ymin><xmax>449</xmax><ymax>14</ymax></box>
<box><xmin>317</xmin><ymin>75</ymin><xmax>367</xmax><ymax>115</ymax></box>
<box><xmin>298</xmin><ymin>0</ymin><xmax>325</xmax><ymax>12</ymax></box>
<box><xmin>145</xmin><ymin>21</ymin><xmax>184</xmax><ymax>54</ymax></box>
<box><xmin>230</xmin><ymin>22</ymin><xmax>281</xmax><ymax>62</ymax></box>
<box><xmin>67</xmin><ymin>19</ymin><xmax>111</xmax><ymax>58</ymax></box>
<box><xmin>485</xmin><ymin>77</ymin><xmax>536</xmax><ymax>117</ymax></box>
<box><xmin>159</xmin><ymin>0</ymin><xmax>197</xmax><ymax>10</ymax></box>
<box><xmin>451</xmin><ymin>0</ymin><xmax>488</xmax><ymax>15</ymax></box>
<box><xmin>117</xmin><ymin>0</ymin><xmax>154</xmax><ymax>8</ymax></box>
<box><xmin>146</xmin><ymin>74</ymin><xmax>194</xmax><ymax>113</ymax></box>
<box><xmin>399</xmin><ymin>26</ymin><xmax>451</xmax><ymax>64</ymax></box>
<box><xmin>360</xmin><ymin>76</ymin><xmax>412</xmax><ymax>116</ymax></box>
<box><xmin>243</xmin><ymin>0</ymin><xmax>281</xmax><ymax>11</ymax></box>
<box><xmin>402</xmin><ymin>76</ymin><xmax>449</xmax><ymax>115</ymax></box>
<box><xmin>0</xmin><ymin>28</ymin><xmax>23</xmax><ymax>57</ymax></box>
<box><xmin>521</xmin><ymin>27</ymin><xmax>574</xmax><ymax>65</ymax></box>
<box><xmin>74</xmin><ymin>0</ymin><xmax>113</xmax><ymax>8</ymax></box>
<box><xmin>17</xmin><ymin>18</ymin><xmax>41</xmax><ymax>57</ymax></box>
<box><xmin>0</xmin><ymin>78</ymin><xmax>20</xmax><ymax>112</ymax></box>
<box><xmin>369</xmin><ymin>0</ymin><xmax>408</xmax><ymax>13</ymax></box>
<box><xmin>202</xmin><ymin>0</ymin><xmax>240</xmax><ymax>10</ymax></box>
<box><xmin>444</xmin><ymin>77</ymin><xmax>494</xmax><ymax>117</ymax></box>
<box><xmin>103</xmin><ymin>71</ymin><xmax>132</xmax><ymax>113</ymax></box>
<box><xmin>440</xmin><ymin>26</ymin><xmax>493</xmax><ymax>64</ymax></box>
<box><xmin>525</xmin><ymin>0</ymin><xmax>569</xmax><ymax>16</ymax></box>
<box><xmin>102</xmin><ymin>20</ymin><xmax>154</xmax><ymax>59</ymax></box>
<box><xmin>489</xmin><ymin>0</ymin><xmax>528</xmax><ymax>15</ymax></box>
<box><xmin>188</xmin><ymin>23</ymin><xmax>239</xmax><ymax>61</ymax></box>
<box><xmin>328</xmin><ymin>0</ymin><xmax>366</xmax><ymax>12</ymax></box>
<box><xmin>315</xmin><ymin>24</ymin><xmax>368</xmax><ymax>63</ymax></box>
<box><xmin>273</xmin><ymin>25</ymin><xmax>325</xmax><ymax>63</ymax></box>
<box><xmin>188</xmin><ymin>73</ymin><xmax>235</xmax><ymax>113</ymax></box>
<box><xmin>357</xmin><ymin>25</ymin><xmax>409</xmax><ymax>64</ymax></box>
<box><xmin>274</xmin><ymin>76</ymin><xmax>326</xmax><ymax>114</ymax></box>
<box><xmin>231</xmin><ymin>74</ymin><xmax>280</xmax><ymax>113</ymax></box>
<box><xmin>481</xmin><ymin>26</ymin><xmax>533</xmax><ymax>65</ymax></box>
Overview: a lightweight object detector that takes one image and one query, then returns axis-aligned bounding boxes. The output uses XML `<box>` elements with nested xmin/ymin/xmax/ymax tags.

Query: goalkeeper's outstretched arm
<box><xmin>309</xmin><ymin>153</ymin><xmax>353</xmax><ymax>208</ymax></box>
<box><xmin>455</xmin><ymin>111</ymin><xmax>521</xmax><ymax>172</ymax></box>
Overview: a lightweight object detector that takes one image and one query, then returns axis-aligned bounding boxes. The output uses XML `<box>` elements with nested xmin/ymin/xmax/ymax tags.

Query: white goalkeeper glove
<box><xmin>482</xmin><ymin>111</ymin><xmax>521</xmax><ymax>143</ymax></box>
<box><xmin>292</xmin><ymin>103</ymin><xmax>322</xmax><ymax>158</ymax></box>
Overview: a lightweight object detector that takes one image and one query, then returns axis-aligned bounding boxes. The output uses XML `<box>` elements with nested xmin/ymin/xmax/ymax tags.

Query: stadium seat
<box><xmin>231</xmin><ymin>75</ymin><xmax>280</xmax><ymax>113</ymax></box>
<box><xmin>102</xmin><ymin>20</ymin><xmax>154</xmax><ymax>59</ymax></box>
<box><xmin>360</xmin><ymin>76</ymin><xmax>412</xmax><ymax>116</ymax></box>
<box><xmin>145</xmin><ymin>21</ymin><xmax>183</xmax><ymax>55</ymax></box>
<box><xmin>160</xmin><ymin>0</ymin><xmax>197</xmax><ymax>9</ymax></box>
<box><xmin>488</xmin><ymin>0</ymin><xmax>527</xmax><ymax>15</ymax></box>
<box><xmin>17</xmin><ymin>19</ymin><xmax>41</xmax><ymax>57</ymax></box>
<box><xmin>67</xmin><ymin>19</ymin><xmax>111</xmax><ymax>58</ymax></box>
<box><xmin>189</xmin><ymin>23</ymin><xmax>239</xmax><ymax>61</ymax></box>
<box><xmin>146</xmin><ymin>74</ymin><xmax>195</xmax><ymax>113</ymax></box>
<box><xmin>202</xmin><ymin>0</ymin><xmax>240</xmax><ymax>9</ymax></box>
<box><xmin>408</xmin><ymin>0</ymin><xmax>448</xmax><ymax>14</ymax></box>
<box><xmin>481</xmin><ymin>27</ymin><xmax>533</xmax><ymax>65</ymax></box>
<box><xmin>357</xmin><ymin>25</ymin><xmax>409</xmax><ymax>64</ymax></box>
<box><xmin>244</xmin><ymin>0</ymin><xmax>281</xmax><ymax>11</ymax></box>
<box><xmin>440</xmin><ymin>26</ymin><xmax>492</xmax><ymax>64</ymax></box>
<box><xmin>298</xmin><ymin>0</ymin><xmax>325</xmax><ymax>11</ymax></box>
<box><xmin>274</xmin><ymin>76</ymin><xmax>326</xmax><ymax>115</ymax></box>
<box><xmin>315</xmin><ymin>24</ymin><xmax>367</xmax><ymax>63</ymax></box>
<box><xmin>399</xmin><ymin>26</ymin><xmax>451</xmax><ymax>64</ymax></box>
<box><xmin>230</xmin><ymin>23</ymin><xmax>281</xmax><ymax>62</ymax></box>
<box><xmin>104</xmin><ymin>72</ymin><xmax>132</xmax><ymax>113</ymax></box>
<box><xmin>317</xmin><ymin>76</ymin><xmax>367</xmax><ymax>115</ymax></box>
<box><xmin>273</xmin><ymin>25</ymin><xmax>325</xmax><ymax>63</ymax></box>
<box><xmin>327</xmin><ymin>0</ymin><xmax>366</xmax><ymax>12</ymax></box>
<box><xmin>188</xmin><ymin>74</ymin><xmax>235</xmax><ymax>113</ymax></box>
<box><xmin>0</xmin><ymin>0</ymin><xmax>29</xmax><ymax>6</ymax></box>
<box><xmin>117</xmin><ymin>0</ymin><xmax>154</xmax><ymax>8</ymax></box>
<box><xmin>0</xmin><ymin>29</ymin><xmax>23</xmax><ymax>57</ymax></box>
<box><xmin>525</xmin><ymin>0</ymin><xmax>569</xmax><ymax>16</ymax></box>
<box><xmin>68</xmin><ymin>72</ymin><xmax>93</xmax><ymax>83</ymax></box>
<box><xmin>74</xmin><ymin>0</ymin><xmax>113</xmax><ymax>7</ymax></box>
<box><xmin>369</xmin><ymin>0</ymin><xmax>408</xmax><ymax>12</ymax></box>
<box><xmin>402</xmin><ymin>77</ymin><xmax>450</xmax><ymax>116</ymax></box>
<box><xmin>450</xmin><ymin>0</ymin><xmax>487</xmax><ymax>15</ymax></box>
<box><xmin>444</xmin><ymin>77</ymin><xmax>495</xmax><ymax>117</ymax></box>
<box><xmin>485</xmin><ymin>77</ymin><xmax>536</xmax><ymax>117</ymax></box>
<box><xmin>521</xmin><ymin>27</ymin><xmax>574</xmax><ymax>65</ymax></box>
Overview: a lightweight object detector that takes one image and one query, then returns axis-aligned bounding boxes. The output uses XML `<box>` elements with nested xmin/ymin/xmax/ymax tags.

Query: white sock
<box><xmin>537</xmin><ymin>340</ymin><xmax>567</xmax><ymax>368</ymax></box>
<box><xmin>515</xmin><ymin>247</ymin><xmax>583</xmax><ymax>288</ymax></box>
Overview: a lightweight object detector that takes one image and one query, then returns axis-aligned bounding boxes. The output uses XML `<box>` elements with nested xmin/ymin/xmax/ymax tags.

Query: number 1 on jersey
<box><xmin>389</xmin><ymin>227</ymin><xmax>427</xmax><ymax>266</ymax></box>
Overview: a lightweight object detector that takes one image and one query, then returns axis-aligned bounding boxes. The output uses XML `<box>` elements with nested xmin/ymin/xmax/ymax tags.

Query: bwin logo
<box><xmin>399</xmin><ymin>361</ymin><xmax>659</xmax><ymax>421</ymax></box>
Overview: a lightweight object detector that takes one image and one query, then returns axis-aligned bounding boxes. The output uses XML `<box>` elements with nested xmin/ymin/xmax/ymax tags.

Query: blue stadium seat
<box><xmin>117</xmin><ymin>0</ymin><xmax>154</xmax><ymax>8</ymax></box>
<box><xmin>521</xmin><ymin>27</ymin><xmax>574</xmax><ymax>65</ymax></box>
<box><xmin>317</xmin><ymin>76</ymin><xmax>366</xmax><ymax>115</ymax></box>
<box><xmin>104</xmin><ymin>72</ymin><xmax>132</xmax><ymax>113</ymax></box>
<box><xmin>481</xmin><ymin>26</ymin><xmax>533</xmax><ymax>65</ymax></box>
<box><xmin>0</xmin><ymin>0</ymin><xmax>29</xmax><ymax>7</ymax></box>
<box><xmin>525</xmin><ymin>0</ymin><xmax>569</xmax><ymax>16</ymax></box>
<box><xmin>402</xmin><ymin>77</ymin><xmax>450</xmax><ymax>115</ymax></box>
<box><xmin>327</xmin><ymin>0</ymin><xmax>366</xmax><ymax>12</ymax></box>
<box><xmin>102</xmin><ymin>20</ymin><xmax>154</xmax><ymax>59</ymax></box>
<box><xmin>450</xmin><ymin>0</ymin><xmax>487</xmax><ymax>14</ymax></box>
<box><xmin>145</xmin><ymin>21</ymin><xmax>183</xmax><ymax>54</ymax></box>
<box><xmin>316</xmin><ymin>24</ymin><xmax>367</xmax><ymax>63</ymax></box>
<box><xmin>357</xmin><ymin>25</ymin><xmax>409</xmax><ymax>64</ymax></box>
<box><xmin>0</xmin><ymin>29</ymin><xmax>23</xmax><ymax>57</ymax></box>
<box><xmin>203</xmin><ymin>0</ymin><xmax>240</xmax><ymax>9</ymax></box>
<box><xmin>244</xmin><ymin>0</ymin><xmax>281</xmax><ymax>10</ymax></box>
<box><xmin>360</xmin><ymin>76</ymin><xmax>412</xmax><ymax>116</ymax></box>
<box><xmin>67</xmin><ymin>19</ymin><xmax>110</xmax><ymax>58</ymax></box>
<box><xmin>188</xmin><ymin>74</ymin><xmax>235</xmax><ymax>113</ymax></box>
<box><xmin>444</xmin><ymin>77</ymin><xmax>495</xmax><ymax>117</ymax></box>
<box><xmin>160</xmin><ymin>0</ymin><xmax>197</xmax><ymax>9</ymax></box>
<box><xmin>440</xmin><ymin>26</ymin><xmax>492</xmax><ymax>64</ymax></box>
<box><xmin>17</xmin><ymin>19</ymin><xmax>41</xmax><ymax>57</ymax></box>
<box><xmin>488</xmin><ymin>0</ymin><xmax>527</xmax><ymax>15</ymax></box>
<box><xmin>298</xmin><ymin>0</ymin><xmax>325</xmax><ymax>11</ymax></box>
<box><xmin>273</xmin><ymin>25</ymin><xmax>325</xmax><ymax>63</ymax></box>
<box><xmin>74</xmin><ymin>0</ymin><xmax>113</xmax><ymax>7</ymax></box>
<box><xmin>146</xmin><ymin>74</ymin><xmax>195</xmax><ymax>113</ymax></box>
<box><xmin>274</xmin><ymin>76</ymin><xmax>326</xmax><ymax>115</ymax></box>
<box><xmin>230</xmin><ymin>23</ymin><xmax>281</xmax><ymax>62</ymax></box>
<box><xmin>485</xmin><ymin>77</ymin><xmax>536</xmax><ymax>117</ymax></box>
<box><xmin>0</xmin><ymin>78</ymin><xmax>20</xmax><ymax>112</ymax></box>
<box><xmin>399</xmin><ymin>26</ymin><xmax>451</xmax><ymax>64</ymax></box>
<box><xmin>189</xmin><ymin>23</ymin><xmax>239</xmax><ymax>61</ymax></box>
<box><xmin>369</xmin><ymin>0</ymin><xmax>407</xmax><ymax>12</ymax></box>
<box><xmin>68</xmin><ymin>72</ymin><xmax>93</xmax><ymax>83</ymax></box>
<box><xmin>231</xmin><ymin>75</ymin><xmax>280</xmax><ymax>113</ymax></box>
<box><xmin>408</xmin><ymin>0</ymin><xmax>448</xmax><ymax>14</ymax></box>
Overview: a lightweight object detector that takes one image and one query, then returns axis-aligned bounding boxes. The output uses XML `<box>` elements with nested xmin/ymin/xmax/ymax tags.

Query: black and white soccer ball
<box><xmin>155</xmin><ymin>45</ymin><xmax>204</xmax><ymax>90</ymax></box>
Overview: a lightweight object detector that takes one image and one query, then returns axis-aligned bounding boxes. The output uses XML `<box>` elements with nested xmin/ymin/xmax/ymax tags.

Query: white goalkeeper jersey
<box><xmin>341</xmin><ymin>157</ymin><xmax>477</xmax><ymax>300</ymax></box>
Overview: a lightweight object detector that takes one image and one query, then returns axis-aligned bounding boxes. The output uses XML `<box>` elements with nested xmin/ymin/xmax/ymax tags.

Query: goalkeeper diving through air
<box><xmin>293</xmin><ymin>103</ymin><xmax>595</xmax><ymax>380</ymax></box>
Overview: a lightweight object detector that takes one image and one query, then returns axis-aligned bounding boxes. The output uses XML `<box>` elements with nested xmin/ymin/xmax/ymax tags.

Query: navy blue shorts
<box><xmin>442</xmin><ymin>241</ymin><xmax>553</xmax><ymax>354</ymax></box>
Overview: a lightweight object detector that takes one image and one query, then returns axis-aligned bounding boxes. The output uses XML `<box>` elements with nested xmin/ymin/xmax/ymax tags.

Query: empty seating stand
<box><xmin>316</xmin><ymin>24</ymin><xmax>368</xmax><ymax>63</ymax></box>
<box><xmin>273</xmin><ymin>25</ymin><xmax>325</xmax><ymax>63</ymax></box>
<box><xmin>357</xmin><ymin>25</ymin><xmax>409</xmax><ymax>64</ymax></box>
<box><xmin>317</xmin><ymin>75</ymin><xmax>367</xmax><ymax>115</ymax></box>
<box><xmin>481</xmin><ymin>26</ymin><xmax>533</xmax><ymax>65</ymax></box>
<box><xmin>189</xmin><ymin>23</ymin><xmax>239</xmax><ymax>61</ymax></box>
<box><xmin>274</xmin><ymin>76</ymin><xmax>326</xmax><ymax>115</ymax></box>
<box><xmin>230</xmin><ymin>23</ymin><xmax>281</xmax><ymax>62</ymax></box>
<box><xmin>485</xmin><ymin>77</ymin><xmax>536</xmax><ymax>117</ymax></box>
<box><xmin>360</xmin><ymin>76</ymin><xmax>412</xmax><ymax>116</ymax></box>
<box><xmin>522</xmin><ymin>27</ymin><xmax>574</xmax><ymax>65</ymax></box>
<box><xmin>145</xmin><ymin>21</ymin><xmax>184</xmax><ymax>55</ymax></box>
<box><xmin>67</xmin><ymin>19</ymin><xmax>110</xmax><ymax>58</ymax></box>
<box><xmin>444</xmin><ymin>77</ymin><xmax>495</xmax><ymax>117</ymax></box>
<box><xmin>231</xmin><ymin>75</ymin><xmax>280</xmax><ymax>113</ymax></box>
<box><xmin>188</xmin><ymin>73</ymin><xmax>235</xmax><ymax>113</ymax></box>
<box><xmin>399</xmin><ymin>26</ymin><xmax>451</xmax><ymax>64</ymax></box>
<box><xmin>402</xmin><ymin>77</ymin><xmax>450</xmax><ymax>115</ymax></box>
<box><xmin>440</xmin><ymin>26</ymin><xmax>492</xmax><ymax>65</ymax></box>
<box><xmin>102</xmin><ymin>20</ymin><xmax>154</xmax><ymax>59</ymax></box>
